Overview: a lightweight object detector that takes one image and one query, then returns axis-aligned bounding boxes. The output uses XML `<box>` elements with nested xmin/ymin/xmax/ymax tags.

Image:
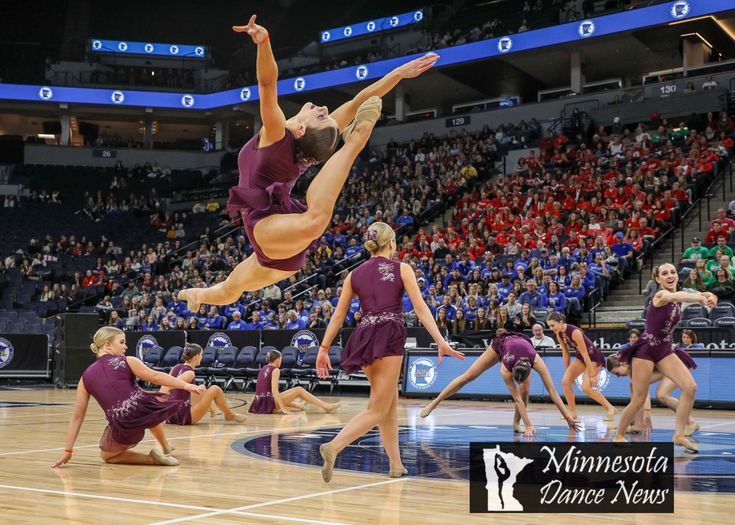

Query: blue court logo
<box><xmin>343</xmin><ymin>26</ymin><xmax>352</xmax><ymax>37</ymax></box>
<box><xmin>575</xmin><ymin>367</ymin><xmax>610</xmax><ymax>393</ymax></box>
<box><xmin>240</xmin><ymin>87</ymin><xmax>251</xmax><ymax>101</ymax></box>
<box><xmin>170</xmin><ymin>45</ymin><xmax>179</xmax><ymax>55</ymax></box>
<box><xmin>294</xmin><ymin>77</ymin><xmax>306</xmax><ymax>91</ymax></box>
<box><xmin>390</xmin><ymin>16</ymin><xmax>399</xmax><ymax>27</ymax></box>
<box><xmin>0</xmin><ymin>338</ymin><xmax>14</xmax><ymax>369</ymax></box>
<box><xmin>291</xmin><ymin>330</ymin><xmax>319</xmax><ymax>353</ymax></box>
<box><xmin>195</xmin><ymin>46</ymin><xmax>204</xmax><ymax>57</ymax></box>
<box><xmin>136</xmin><ymin>335</ymin><xmax>159</xmax><ymax>359</ymax></box>
<box><xmin>409</xmin><ymin>358</ymin><xmax>437</xmax><ymax>390</ymax></box>
<box><xmin>38</xmin><ymin>87</ymin><xmax>53</xmax><ymax>100</ymax></box>
<box><xmin>92</xmin><ymin>40</ymin><xmax>102</xmax><ymax>50</ymax></box>
<box><xmin>111</xmin><ymin>91</ymin><xmax>125</xmax><ymax>104</ymax></box>
<box><xmin>207</xmin><ymin>332</ymin><xmax>232</xmax><ymax>348</ymax></box>
<box><xmin>578</xmin><ymin>20</ymin><xmax>595</xmax><ymax>37</ymax></box>
<box><xmin>356</xmin><ymin>65</ymin><xmax>369</xmax><ymax>80</ymax></box>
<box><xmin>498</xmin><ymin>37</ymin><xmax>513</xmax><ymax>53</ymax></box>
<box><xmin>118</xmin><ymin>42</ymin><xmax>128</xmax><ymax>51</ymax></box>
<box><xmin>181</xmin><ymin>94</ymin><xmax>195</xmax><ymax>108</ymax></box>
<box><xmin>366</xmin><ymin>21</ymin><xmax>376</xmax><ymax>32</ymax></box>
<box><xmin>144</xmin><ymin>43</ymin><xmax>154</xmax><ymax>53</ymax></box>
<box><xmin>414</xmin><ymin>10</ymin><xmax>423</xmax><ymax>22</ymax></box>
<box><xmin>321</xmin><ymin>31</ymin><xmax>331</xmax><ymax>42</ymax></box>
<box><xmin>670</xmin><ymin>1</ymin><xmax>690</xmax><ymax>19</ymax></box>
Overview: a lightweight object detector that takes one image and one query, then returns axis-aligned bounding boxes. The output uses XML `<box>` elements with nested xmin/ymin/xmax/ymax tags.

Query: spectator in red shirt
<box><xmin>82</xmin><ymin>269</ymin><xmax>98</xmax><ymax>288</ymax></box>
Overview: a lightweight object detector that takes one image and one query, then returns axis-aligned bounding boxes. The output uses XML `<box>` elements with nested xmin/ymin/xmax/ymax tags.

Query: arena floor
<box><xmin>0</xmin><ymin>388</ymin><xmax>733</xmax><ymax>524</ymax></box>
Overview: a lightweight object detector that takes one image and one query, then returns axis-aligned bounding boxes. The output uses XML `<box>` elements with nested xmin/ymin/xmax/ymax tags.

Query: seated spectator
<box><xmin>495</xmin><ymin>305</ymin><xmax>514</xmax><ymax>330</ymax></box>
<box><xmin>513</xmin><ymin>303</ymin><xmax>536</xmax><ymax>330</ymax></box>
<box><xmin>541</xmin><ymin>281</ymin><xmax>566</xmax><ymax>314</ymax></box>
<box><xmin>707</xmin><ymin>268</ymin><xmax>735</xmax><ymax>302</ymax></box>
<box><xmin>203</xmin><ymin>306</ymin><xmax>225</xmax><ymax>330</ymax></box>
<box><xmin>142</xmin><ymin>316</ymin><xmax>158</xmax><ymax>332</ymax></box>
<box><xmin>530</xmin><ymin>324</ymin><xmax>555</xmax><ymax>348</ymax></box>
<box><xmin>306</xmin><ymin>311</ymin><xmax>327</xmax><ymax>329</ymax></box>
<box><xmin>474</xmin><ymin>307</ymin><xmax>492</xmax><ymax>330</ymax></box>
<box><xmin>108</xmin><ymin>310</ymin><xmax>124</xmax><ymax>329</ymax></box>
<box><xmin>681</xmin><ymin>237</ymin><xmax>710</xmax><ymax>263</ymax></box>
<box><xmin>286</xmin><ymin>310</ymin><xmax>305</xmax><ymax>330</ymax></box>
<box><xmin>227</xmin><ymin>311</ymin><xmax>247</xmax><ymax>330</ymax></box>
<box><xmin>676</xmin><ymin>329</ymin><xmax>705</xmax><ymax>350</ymax></box>
<box><xmin>682</xmin><ymin>269</ymin><xmax>707</xmax><ymax>292</ymax></box>
<box><xmin>518</xmin><ymin>280</ymin><xmax>542</xmax><ymax>308</ymax></box>
<box><xmin>450</xmin><ymin>308</ymin><xmax>473</xmax><ymax>335</ymax></box>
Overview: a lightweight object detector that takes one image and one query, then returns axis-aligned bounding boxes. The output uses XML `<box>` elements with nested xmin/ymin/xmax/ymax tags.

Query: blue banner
<box><xmin>319</xmin><ymin>9</ymin><xmax>425</xmax><ymax>44</ymax></box>
<box><xmin>89</xmin><ymin>39</ymin><xmax>206</xmax><ymax>59</ymax></box>
<box><xmin>1</xmin><ymin>1</ymin><xmax>731</xmax><ymax>109</ymax></box>
<box><xmin>403</xmin><ymin>350</ymin><xmax>735</xmax><ymax>404</ymax></box>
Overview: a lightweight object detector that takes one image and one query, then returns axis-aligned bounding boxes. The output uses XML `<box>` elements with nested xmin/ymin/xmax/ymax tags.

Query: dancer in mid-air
<box><xmin>178</xmin><ymin>15</ymin><xmax>439</xmax><ymax>313</ymax></box>
<box><xmin>52</xmin><ymin>327</ymin><xmax>204</xmax><ymax>468</ymax></box>
<box><xmin>613</xmin><ymin>264</ymin><xmax>715</xmax><ymax>452</ymax></box>
<box><xmin>315</xmin><ymin>222</ymin><xmax>465</xmax><ymax>482</ymax></box>
<box><xmin>546</xmin><ymin>312</ymin><xmax>616</xmax><ymax>421</ymax></box>
<box><xmin>419</xmin><ymin>330</ymin><xmax>579</xmax><ymax>436</ymax></box>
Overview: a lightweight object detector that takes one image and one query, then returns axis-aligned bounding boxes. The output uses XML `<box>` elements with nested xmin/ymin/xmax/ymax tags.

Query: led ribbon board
<box><xmin>1</xmin><ymin>1</ymin><xmax>729</xmax><ymax>110</ymax></box>
<box><xmin>89</xmin><ymin>39</ymin><xmax>207</xmax><ymax>59</ymax></box>
<box><xmin>319</xmin><ymin>9</ymin><xmax>425</xmax><ymax>44</ymax></box>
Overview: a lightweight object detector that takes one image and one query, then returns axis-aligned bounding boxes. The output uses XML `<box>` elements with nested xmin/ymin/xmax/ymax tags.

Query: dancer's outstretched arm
<box><xmin>500</xmin><ymin>368</ymin><xmax>535</xmax><ymax>437</ymax></box>
<box><xmin>316</xmin><ymin>274</ymin><xmax>353</xmax><ymax>378</ymax></box>
<box><xmin>233</xmin><ymin>15</ymin><xmax>286</xmax><ymax>143</ymax></box>
<box><xmin>331</xmin><ymin>53</ymin><xmax>439</xmax><ymax>132</ymax></box>
<box><xmin>653</xmin><ymin>289</ymin><xmax>717</xmax><ymax>308</ymax></box>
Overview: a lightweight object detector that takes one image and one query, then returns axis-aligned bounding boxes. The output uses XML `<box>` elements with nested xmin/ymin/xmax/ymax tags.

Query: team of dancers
<box><xmin>54</xmin><ymin>15</ymin><xmax>715</xmax><ymax>477</ymax></box>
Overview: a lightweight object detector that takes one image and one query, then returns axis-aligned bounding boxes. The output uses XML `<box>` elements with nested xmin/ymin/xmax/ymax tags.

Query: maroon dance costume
<box><xmin>81</xmin><ymin>354</ymin><xmax>182</xmax><ymax>452</ymax></box>
<box><xmin>249</xmin><ymin>364</ymin><xmax>277</xmax><ymax>414</ymax></box>
<box><xmin>673</xmin><ymin>345</ymin><xmax>698</xmax><ymax>369</ymax></box>
<box><xmin>227</xmin><ymin>132</ymin><xmax>316</xmax><ymax>271</ymax></box>
<box><xmin>558</xmin><ymin>323</ymin><xmax>605</xmax><ymax>366</ymax></box>
<box><xmin>619</xmin><ymin>301</ymin><xmax>682</xmax><ymax>364</ymax></box>
<box><xmin>491</xmin><ymin>332</ymin><xmax>537</xmax><ymax>371</ymax></box>
<box><xmin>342</xmin><ymin>256</ymin><xmax>407</xmax><ymax>373</ymax></box>
<box><xmin>166</xmin><ymin>364</ymin><xmax>193</xmax><ymax>425</ymax></box>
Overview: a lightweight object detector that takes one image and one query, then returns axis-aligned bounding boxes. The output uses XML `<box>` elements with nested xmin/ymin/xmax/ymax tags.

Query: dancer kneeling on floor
<box><xmin>53</xmin><ymin>327</ymin><xmax>205</xmax><ymax>468</ymax></box>
<box><xmin>160</xmin><ymin>343</ymin><xmax>248</xmax><ymax>425</ymax></box>
<box><xmin>249</xmin><ymin>349</ymin><xmax>341</xmax><ymax>415</ymax></box>
<box><xmin>420</xmin><ymin>330</ymin><xmax>579</xmax><ymax>436</ymax></box>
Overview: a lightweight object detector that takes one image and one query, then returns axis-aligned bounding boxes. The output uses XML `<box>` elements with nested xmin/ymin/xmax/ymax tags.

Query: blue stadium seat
<box><xmin>224</xmin><ymin>346</ymin><xmax>257</xmax><ymax>392</ymax></box>
<box><xmin>625</xmin><ymin>319</ymin><xmax>646</xmax><ymax>330</ymax></box>
<box><xmin>195</xmin><ymin>346</ymin><xmax>220</xmax><ymax>386</ymax></box>
<box><xmin>682</xmin><ymin>305</ymin><xmax>706</xmax><ymax>320</ymax></box>
<box><xmin>327</xmin><ymin>346</ymin><xmax>344</xmax><ymax>395</ymax></box>
<box><xmin>291</xmin><ymin>346</ymin><xmax>319</xmax><ymax>392</ymax></box>
<box><xmin>208</xmin><ymin>345</ymin><xmax>239</xmax><ymax>388</ymax></box>
<box><xmin>278</xmin><ymin>346</ymin><xmax>300</xmax><ymax>388</ymax></box>
<box><xmin>242</xmin><ymin>346</ymin><xmax>274</xmax><ymax>392</ymax></box>
<box><xmin>709</xmin><ymin>304</ymin><xmax>735</xmax><ymax>321</ymax></box>
<box><xmin>713</xmin><ymin>317</ymin><xmax>735</xmax><ymax>329</ymax></box>
<box><xmin>142</xmin><ymin>346</ymin><xmax>164</xmax><ymax>368</ymax></box>
<box><xmin>685</xmin><ymin>318</ymin><xmax>712</xmax><ymax>328</ymax></box>
<box><xmin>152</xmin><ymin>346</ymin><xmax>183</xmax><ymax>373</ymax></box>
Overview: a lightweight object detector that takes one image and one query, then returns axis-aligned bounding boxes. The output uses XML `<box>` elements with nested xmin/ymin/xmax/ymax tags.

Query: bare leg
<box><xmin>320</xmin><ymin>356</ymin><xmax>402</xmax><ymax>482</ymax></box>
<box><xmin>656</xmin><ymin>377</ymin><xmax>697</xmax><ymax>426</ymax></box>
<box><xmin>190</xmin><ymin>386</ymin><xmax>246</xmax><ymax>424</ymax></box>
<box><xmin>148</xmin><ymin>424</ymin><xmax>173</xmax><ymax>455</ymax></box>
<box><xmin>421</xmin><ymin>349</ymin><xmax>499</xmax><ymax>417</ymax></box>
<box><xmin>655</xmin><ymin>355</ymin><xmax>698</xmax><ymax>451</ymax></box>
<box><xmin>378</xmin><ymin>389</ymin><xmax>404</xmax><ymax>476</ymax></box>
<box><xmin>100</xmin><ymin>449</ymin><xmax>177</xmax><ymax>466</ymax></box>
<box><xmin>561</xmin><ymin>359</ymin><xmax>586</xmax><ymax>419</ymax></box>
<box><xmin>180</xmin><ymin>254</ymin><xmax>294</xmax><ymax>310</ymax></box>
<box><xmin>580</xmin><ymin>364</ymin><xmax>616</xmax><ymax>418</ymax></box>
<box><xmin>513</xmin><ymin>379</ymin><xmax>531</xmax><ymax>433</ymax></box>
<box><xmin>279</xmin><ymin>386</ymin><xmax>339</xmax><ymax>412</ymax></box>
<box><xmin>615</xmin><ymin>358</ymin><xmax>654</xmax><ymax>442</ymax></box>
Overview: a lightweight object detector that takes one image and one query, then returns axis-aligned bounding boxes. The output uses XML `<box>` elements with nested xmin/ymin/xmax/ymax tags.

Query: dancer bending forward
<box><xmin>316</xmin><ymin>222</ymin><xmax>465</xmax><ymax>482</ymax></box>
<box><xmin>420</xmin><ymin>330</ymin><xmax>579</xmax><ymax>436</ymax></box>
<box><xmin>178</xmin><ymin>15</ymin><xmax>439</xmax><ymax>313</ymax></box>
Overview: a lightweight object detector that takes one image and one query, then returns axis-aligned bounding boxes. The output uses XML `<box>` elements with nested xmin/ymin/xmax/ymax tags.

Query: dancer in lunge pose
<box><xmin>546</xmin><ymin>312</ymin><xmax>616</xmax><ymax>421</ymax></box>
<box><xmin>178</xmin><ymin>15</ymin><xmax>439</xmax><ymax>313</ymax></box>
<box><xmin>316</xmin><ymin>222</ymin><xmax>465</xmax><ymax>482</ymax></box>
<box><xmin>419</xmin><ymin>330</ymin><xmax>579</xmax><ymax>436</ymax></box>
<box><xmin>612</xmin><ymin>264</ymin><xmax>716</xmax><ymax>452</ymax></box>
<box><xmin>160</xmin><ymin>344</ymin><xmax>248</xmax><ymax>425</ymax></box>
<box><xmin>52</xmin><ymin>327</ymin><xmax>204</xmax><ymax>468</ymax></box>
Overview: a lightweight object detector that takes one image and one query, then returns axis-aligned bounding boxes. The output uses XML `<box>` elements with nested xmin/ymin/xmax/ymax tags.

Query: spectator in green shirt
<box><xmin>695</xmin><ymin>259</ymin><xmax>714</xmax><ymax>287</ymax></box>
<box><xmin>709</xmin><ymin>236</ymin><xmax>734</xmax><ymax>259</ymax></box>
<box><xmin>682</xmin><ymin>268</ymin><xmax>707</xmax><ymax>292</ymax></box>
<box><xmin>681</xmin><ymin>237</ymin><xmax>710</xmax><ymax>263</ymax></box>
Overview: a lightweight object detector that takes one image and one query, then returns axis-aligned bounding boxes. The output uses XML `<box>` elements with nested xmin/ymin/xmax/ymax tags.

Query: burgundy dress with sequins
<box><xmin>342</xmin><ymin>257</ymin><xmax>407</xmax><ymax>374</ymax></box>
<box><xmin>249</xmin><ymin>364</ymin><xmax>277</xmax><ymax>414</ymax></box>
<box><xmin>491</xmin><ymin>332</ymin><xmax>538</xmax><ymax>372</ymax></box>
<box><xmin>558</xmin><ymin>324</ymin><xmax>605</xmax><ymax>367</ymax></box>
<box><xmin>226</xmin><ymin>132</ymin><xmax>316</xmax><ymax>272</ymax></box>
<box><xmin>81</xmin><ymin>354</ymin><xmax>182</xmax><ymax>452</ymax></box>
<box><xmin>166</xmin><ymin>364</ymin><xmax>193</xmax><ymax>425</ymax></box>
<box><xmin>619</xmin><ymin>301</ymin><xmax>682</xmax><ymax>364</ymax></box>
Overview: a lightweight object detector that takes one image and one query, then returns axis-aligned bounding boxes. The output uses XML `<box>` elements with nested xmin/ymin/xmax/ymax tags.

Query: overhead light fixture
<box><xmin>38</xmin><ymin>133</ymin><xmax>56</xmax><ymax>139</ymax></box>
<box><xmin>680</xmin><ymin>32</ymin><xmax>714</xmax><ymax>49</ymax></box>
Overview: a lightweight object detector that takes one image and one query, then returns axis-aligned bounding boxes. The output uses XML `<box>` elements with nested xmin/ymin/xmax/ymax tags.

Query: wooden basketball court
<box><xmin>0</xmin><ymin>388</ymin><xmax>732</xmax><ymax>524</ymax></box>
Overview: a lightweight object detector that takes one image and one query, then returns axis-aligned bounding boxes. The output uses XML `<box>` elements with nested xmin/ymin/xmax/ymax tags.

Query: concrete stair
<box><xmin>596</xmin><ymin>175</ymin><xmax>734</xmax><ymax>324</ymax></box>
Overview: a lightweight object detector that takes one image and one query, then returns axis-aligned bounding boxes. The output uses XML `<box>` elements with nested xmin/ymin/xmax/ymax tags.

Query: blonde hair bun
<box><xmin>362</xmin><ymin>222</ymin><xmax>395</xmax><ymax>255</ymax></box>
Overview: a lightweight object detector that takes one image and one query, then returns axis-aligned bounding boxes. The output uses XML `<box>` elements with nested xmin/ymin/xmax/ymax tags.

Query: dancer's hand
<box><xmin>185</xmin><ymin>384</ymin><xmax>206</xmax><ymax>394</ymax></box>
<box><xmin>316</xmin><ymin>349</ymin><xmax>332</xmax><ymax>379</ymax></box>
<box><xmin>701</xmin><ymin>292</ymin><xmax>718</xmax><ymax>308</ymax></box>
<box><xmin>642</xmin><ymin>415</ymin><xmax>653</xmax><ymax>436</ymax></box>
<box><xmin>233</xmin><ymin>15</ymin><xmax>269</xmax><ymax>45</ymax></box>
<box><xmin>523</xmin><ymin>425</ymin><xmax>536</xmax><ymax>438</ymax></box>
<box><xmin>397</xmin><ymin>53</ymin><xmax>439</xmax><ymax>79</ymax></box>
<box><xmin>437</xmin><ymin>341</ymin><xmax>465</xmax><ymax>365</ymax></box>
<box><xmin>566</xmin><ymin>415</ymin><xmax>581</xmax><ymax>432</ymax></box>
<box><xmin>51</xmin><ymin>451</ymin><xmax>72</xmax><ymax>468</ymax></box>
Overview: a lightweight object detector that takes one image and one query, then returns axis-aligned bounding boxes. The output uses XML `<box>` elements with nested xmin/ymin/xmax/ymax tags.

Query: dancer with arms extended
<box><xmin>420</xmin><ymin>330</ymin><xmax>579</xmax><ymax>436</ymax></box>
<box><xmin>546</xmin><ymin>311</ymin><xmax>616</xmax><ymax>421</ymax></box>
<box><xmin>315</xmin><ymin>222</ymin><xmax>465</xmax><ymax>482</ymax></box>
<box><xmin>52</xmin><ymin>327</ymin><xmax>205</xmax><ymax>468</ymax></box>
<box><xmin>613</xmin><ymin>264</ymin><xmax>715</xmax><ymax>451</ymax></box>
<box><xmin>178</xmin><ymin>15</ymin><xmax>439</xmax><ymax>312</ymax></box>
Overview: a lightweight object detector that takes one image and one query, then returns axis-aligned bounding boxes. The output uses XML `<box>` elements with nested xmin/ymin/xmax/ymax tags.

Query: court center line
<box><xmin>0</xmin><ymin>484</ymin><xmax>348</xmax><ymax>525</ymax></box>
<box><xmin>700</xmin><ymin>420</ymin><xmax>735</xmax><ymax>429</ymax></box>
<box><xmin>147</xmin><ymin>478</ymin><xmax>403</xmax><ymax>525</ymax></box>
